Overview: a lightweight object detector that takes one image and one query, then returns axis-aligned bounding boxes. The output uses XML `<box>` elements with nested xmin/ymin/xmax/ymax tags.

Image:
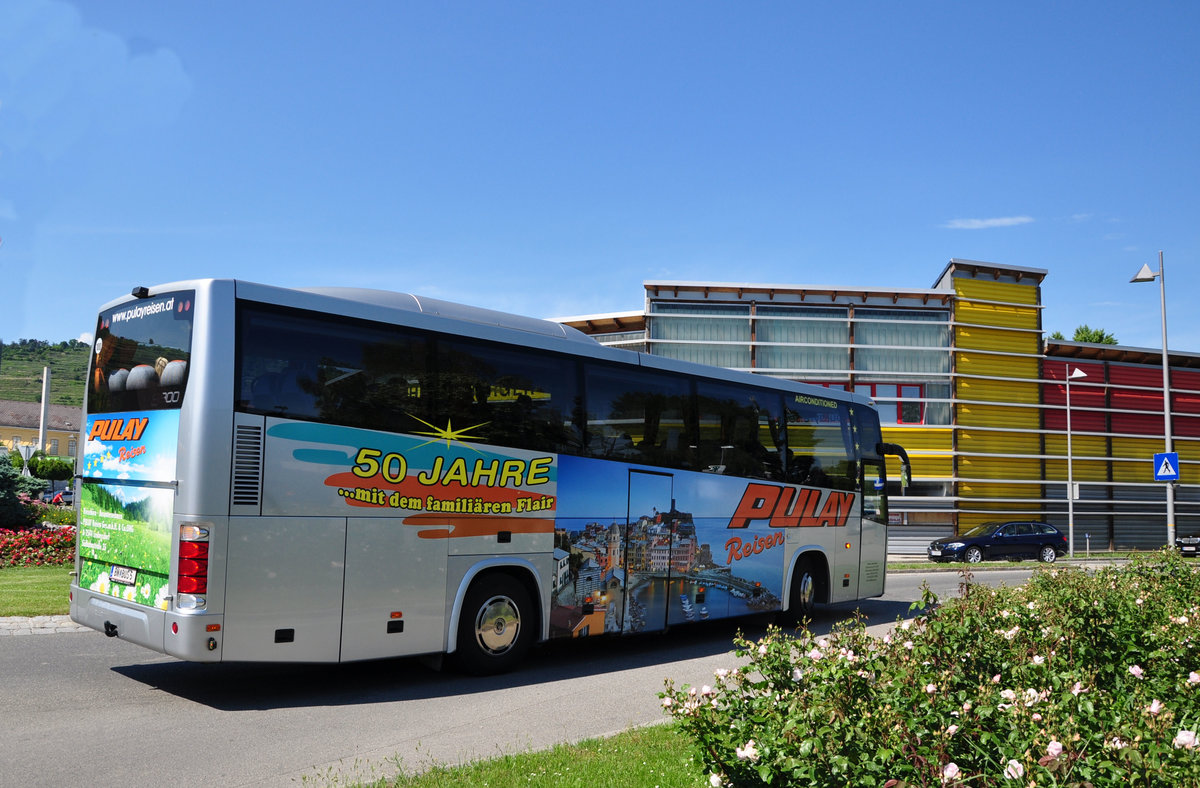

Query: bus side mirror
<box><xmin>877</xmin><ymin>442</ymin><xmax>911</xmax><ymax>491</ymax></box>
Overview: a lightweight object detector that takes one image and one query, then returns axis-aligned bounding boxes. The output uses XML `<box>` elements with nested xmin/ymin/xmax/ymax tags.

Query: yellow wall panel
<box><xmin>1043</xmin><ymin>435</ymin><xmax>1108</xmax><ymax>459</ymax></box>
<box><xmin>882</xmin><ymin>427</ymin><xmax>953</xmax><ymax>452</ymax></box>
<box><xmin>955</xmin><ymin>326</ymin><xmax>1041</xmax><ymax>353</ymax></box>
<box><xmin>1111</xmin><ymin>459</ymin><xmax>1146</xmax><ymax>483</ymax></box>
<box><xmin>958</xmin><ymin>377</ymin><xmax>1040</xmax><ymax>404</ymax></box>
<box><xmin>958</xmin><ymin>455</ymin><xmax>1043</xmax><ymax>480</ymax></box>
<box><xmin>958</xmin><ymin>430</ymin><xmax>1040</xmax><ymax>454</ymax></box>
<box><xmin>955</xmin><ymin>277</ymin><xmax>1040</xmax><ymax>306</ymax></box>
<box><xmin>959</xmin><ymin>482</ymin><xmax>1042</xmax><ymax>499</ymax></box>
<box><xmin>955</xmin><ymin>352</ymin><xmax>1040</xmax><ymax>379</ymax></box>
<box><xmin>955</xmin><ymin>303</ymin><xmax>1040</xmax><ymax>330</ymax></box>
<box><xmin>957</xmin><ymin>404</ymin><xmax>1040</xmax><ymax>429</ymax></box>
<box><xmin>1112</xmin><ymin>437</ymin><xmax>1166</xmax><ymax>459</ymax></box>
<box><xmin>1044</xmin><ymin>459</ymin><xmax>1109</xmax><ymax>482</ymax></box>
<box><xmin>886</xmin><ymin>455</ymin><xmax>953</xmax><ymax>480</ymax></box>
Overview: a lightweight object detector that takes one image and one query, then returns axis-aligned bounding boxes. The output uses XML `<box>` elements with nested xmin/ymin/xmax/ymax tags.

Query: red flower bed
<box><xmin>0</xmin><ymin>526</ymin><xmax>77</xmax><ymax>567</ymax></box>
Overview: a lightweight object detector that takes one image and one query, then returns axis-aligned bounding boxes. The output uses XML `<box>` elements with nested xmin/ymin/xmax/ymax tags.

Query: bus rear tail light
<box><xmin>177</xmin><ymin>522</ymin><xmax>212</xmax><ymax>608</ymax></box>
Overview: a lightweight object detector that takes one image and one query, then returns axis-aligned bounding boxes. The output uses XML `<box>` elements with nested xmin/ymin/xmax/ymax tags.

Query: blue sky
<box><xmin>2</xmin><ymin>1</ymin><xmax>1198</xmax><ymax>353</ymax></box>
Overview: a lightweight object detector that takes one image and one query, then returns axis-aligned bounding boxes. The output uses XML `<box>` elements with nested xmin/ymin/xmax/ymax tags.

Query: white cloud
<box><xmin>941</xmin><ymin>216</ymin><xmax>1035</xmax><ymax>230</ymax></box>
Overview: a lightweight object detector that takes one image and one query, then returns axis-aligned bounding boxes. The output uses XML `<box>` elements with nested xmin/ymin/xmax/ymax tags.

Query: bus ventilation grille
<box><xmin>232</xmin><ymin>424</ymin><xmax>264</xmax><ymax>507</ymax></box>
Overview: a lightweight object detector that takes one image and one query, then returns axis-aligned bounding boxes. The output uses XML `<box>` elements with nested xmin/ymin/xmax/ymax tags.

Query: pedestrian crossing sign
<box><xmin>1154</xmin><ymin>452</ymin><xmax>1180</xmax><ymax>481</ymax></box>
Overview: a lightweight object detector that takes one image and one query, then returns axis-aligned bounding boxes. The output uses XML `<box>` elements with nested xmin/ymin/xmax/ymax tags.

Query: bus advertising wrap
<box><xmin>265</xmin><ymin>420</ymin><xmax>858</xmax><ymax>637</ymax></box>
<box><xmin>76</xmin><ymin>410</ymin><xmax>178</xmax><ymax>609</ymax></box>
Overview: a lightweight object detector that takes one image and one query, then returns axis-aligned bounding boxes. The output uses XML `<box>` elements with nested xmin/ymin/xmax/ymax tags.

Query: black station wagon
<box><xmin>928</xmin><ymin>520</ymin><xmax>1069</xmax><ymax>564</ymax></box>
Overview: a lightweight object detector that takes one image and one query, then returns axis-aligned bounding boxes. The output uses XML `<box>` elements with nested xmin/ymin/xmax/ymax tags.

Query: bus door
<box><xmin>625</xmin><ymin>470</ymin><xmax>675</xmax><ymax>634</ymax></box>
<box><xmin>856</xmin><ymin>459</ymin><xmax>888</xmax><ymax>598</ymax></box>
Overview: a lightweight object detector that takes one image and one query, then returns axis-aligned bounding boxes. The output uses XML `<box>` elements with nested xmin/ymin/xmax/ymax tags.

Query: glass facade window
<box><xmin>649</xmin><ymin>302</ymin><xmax>751</xmax><ymax>368</ymax></box>
<box><xmin>853</xmin><ymin>309</ymin><xmax>951</xmax><ymax>376</ymax></box>
<box><xmin>755</xmin><ymin>306</ymin><xmax>850</xmax><ymax>373</ymax></box>
<box><xmin>593</xmin><ymin>331</ymin><xmax>646</xmax><ymax>352</ymax></box>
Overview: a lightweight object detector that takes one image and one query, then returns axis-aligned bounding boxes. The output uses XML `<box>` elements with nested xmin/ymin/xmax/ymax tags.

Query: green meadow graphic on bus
<box><xmin>78</xmin><ymin>410</ymin><xmax>178</xmax><ymax>609</ymax></box>
<box><xmin>77</xmin><ymin>484</ymin><xmax>173</xmax><ymax>609</ymax></box>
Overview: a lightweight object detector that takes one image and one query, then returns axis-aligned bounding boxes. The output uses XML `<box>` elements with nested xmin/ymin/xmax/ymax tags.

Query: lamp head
<box><xmin>1130</xmin><ymin>263</ymin><xmax>1158</xmax><ymax>283</ymax></box>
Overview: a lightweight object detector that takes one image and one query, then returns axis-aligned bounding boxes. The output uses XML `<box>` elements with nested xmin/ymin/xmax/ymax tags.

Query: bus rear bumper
<box><xmin>71</xmin><ymin>585</ymin><xmax>166</xmax><ymax>653</ymax></box>
<box><xmin>70</xmin><ymin>585</ymin><xmax>224</xmax><ymax>662</ymax></box>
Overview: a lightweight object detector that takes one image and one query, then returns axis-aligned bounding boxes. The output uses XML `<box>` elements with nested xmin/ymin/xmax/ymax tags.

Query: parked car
<box><xmin>1178</xmin><ymin>535</ymin><xmax>1199</xmax><ymax>558</ymax></box>
<box><xmin>928</xmin><ymin>520</ymin><xmax>1068</xmax><ymax>564</ymax></box>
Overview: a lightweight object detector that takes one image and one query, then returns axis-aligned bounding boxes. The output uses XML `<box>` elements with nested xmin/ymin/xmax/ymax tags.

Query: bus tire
<box><xmin>453</xmin><ymin>574</ymin><xmax>533</xmax><ymax>675</ymax></box>
<box><xmin>779</xmin><ymin>559</ymin><xmax>818</xmax><ymax>626</ymax></box>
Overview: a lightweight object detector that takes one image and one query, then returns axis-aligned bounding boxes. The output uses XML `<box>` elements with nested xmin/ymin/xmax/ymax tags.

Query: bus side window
<box><xmin>433</xmin><ymin>339</ymin><xmax>582</xmax><ymax>455</ymax></box>
<box><xmin>694</xmin><ymin>381</ymin><xmax>783</xmax><ymax>480</ymax></box>
<box><xmin>583</xmin><ymin>365</ymin><xmax>691</xmax><ymax>469</ymax></box>
<box><xmin>785</xmin><ymin>399</ymin><xmax>855</xmax><ymax>490</ymax></box>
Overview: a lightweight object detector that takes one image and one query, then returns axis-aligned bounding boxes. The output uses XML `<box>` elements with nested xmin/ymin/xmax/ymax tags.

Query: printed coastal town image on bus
<box><xmin>548</xmin><ymin>455</ymin><xmax>855</xmax><ymax>637</ymax></box>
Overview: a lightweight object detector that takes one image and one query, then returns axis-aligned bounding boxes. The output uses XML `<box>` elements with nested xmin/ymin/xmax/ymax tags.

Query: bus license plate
<box><xmin>110</xmin><ymin>565</ymin><xmax>138</xmax><ymax>585</ymax></box>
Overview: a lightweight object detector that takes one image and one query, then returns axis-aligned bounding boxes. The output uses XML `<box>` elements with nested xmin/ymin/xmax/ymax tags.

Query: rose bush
<box><xmin>0</xmin><ymin>525</ymin><xmax>76</xmax><ymax>567</ymax></box>
<box><xmin>663</xmin><ymin>550</ymin><xmax>1200</xmax><ymax>787</ymax></box>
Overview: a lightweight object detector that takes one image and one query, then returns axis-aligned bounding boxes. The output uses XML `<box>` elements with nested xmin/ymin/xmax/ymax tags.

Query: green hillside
<box><xmin>0</xmin><ymin>340</ymin><xmax>91</xmax><ymax>407</ymax></box>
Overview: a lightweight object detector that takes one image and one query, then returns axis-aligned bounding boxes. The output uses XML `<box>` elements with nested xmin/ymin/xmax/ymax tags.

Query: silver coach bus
<box><xmin>70</xmin><ymin>279</ymin><xmax>909</xmax><ymax>673</ymax></box>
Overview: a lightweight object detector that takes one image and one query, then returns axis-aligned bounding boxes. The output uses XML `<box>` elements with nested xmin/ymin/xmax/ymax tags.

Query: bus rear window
<box><xmin>89</xmin><ymin>291</ymin><xmax>194</xmax><ymax>413</ymax></box>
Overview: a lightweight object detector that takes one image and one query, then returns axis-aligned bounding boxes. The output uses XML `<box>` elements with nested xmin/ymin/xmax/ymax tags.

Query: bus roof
<box><xmin>112</xmin><ymin>279</ymin><xmax>874</xmax><ymax>409</ymax></box>
<box><xmin>298</xmin><ymin>286</ymin><xmax>600</xmax><ymax>345</ymax></box>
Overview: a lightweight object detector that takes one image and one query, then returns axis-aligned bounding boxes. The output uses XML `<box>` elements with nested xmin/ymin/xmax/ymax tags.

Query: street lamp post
<box><xmin>1065</xmin><ymin>367</ymin><xmax>1087</xmax><ymax>558</ymax></box>
<box><xmin>1130</xmin><ymin>251</ymin><xmax>1175</xmax><ymax>548</ymax></box>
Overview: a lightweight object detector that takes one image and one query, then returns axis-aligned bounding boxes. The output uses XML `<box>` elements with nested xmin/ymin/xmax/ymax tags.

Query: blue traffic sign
<box><xmin>1154</xmin><ymin>452</ymin><xmax>1180</xmax><ymax>481</ymax></box>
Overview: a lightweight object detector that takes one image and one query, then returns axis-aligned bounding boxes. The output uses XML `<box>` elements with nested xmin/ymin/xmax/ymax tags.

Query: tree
<box><xmin>1049</xmin><ymin>325</ymin><xmax>1118</xmax><ymax>344</ymax></box>
<box><xmin>28</xmin><ymin>453</ymin><xmax>74</xmax><ymax>482</ymax></box>
<box><xmin>1073</xmin><ymin>324</ymin><xmax>1118</xmax><ymax>344</ymax></box>
<box><xmin>0</xmin><ymin>454</ymin><xmax>30</xmax><ymax>527</ymax></box>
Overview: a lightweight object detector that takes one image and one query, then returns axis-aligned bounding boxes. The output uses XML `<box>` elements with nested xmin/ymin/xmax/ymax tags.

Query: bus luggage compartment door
<box><xmin>222</xmin><ymin>516</ymin><xmax>346</xmax><ymax>662</ymax></box>
<box><xmin>340</xmin><ymin>517</ymin><xmax>448</xmax><ymax>662</ymax></box>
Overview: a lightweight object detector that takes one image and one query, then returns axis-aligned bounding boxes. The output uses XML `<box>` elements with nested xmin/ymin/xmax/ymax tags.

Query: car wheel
<box><xmin>964</xmin><ymin>546</ymin><xmax>983</xmax><ymax>564</ymax></box>
<box><xmin>1039</xmin><ymin>545</ymin><xmax>1058</xmax><ymax>563</ymax></box>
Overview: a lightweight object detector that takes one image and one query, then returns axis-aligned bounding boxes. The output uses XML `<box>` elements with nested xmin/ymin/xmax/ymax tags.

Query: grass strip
<box><xmin>362</xmin><ymin>723</ymin><xmax>703</xmax><ymax>788</ymax></box>
<box><xmin>0</xmin><ymin>564</ymin><xmax>73</xmax><ymax>617</ymax></box>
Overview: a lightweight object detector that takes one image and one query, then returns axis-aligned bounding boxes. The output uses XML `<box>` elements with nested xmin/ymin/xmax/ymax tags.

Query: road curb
<box><xmin>0</xmin><ymin>615</ymin><xmax>87</xmax><ymax>636</ymax></box>
<box><xmin>886</xmin><ymin>557</ymin><xmax>1126</xmax><ymax>573</ymax></box>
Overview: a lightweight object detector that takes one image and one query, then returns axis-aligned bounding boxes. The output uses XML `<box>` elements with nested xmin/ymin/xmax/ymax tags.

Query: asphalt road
<box><xmin>2</xmin><ymin>567</ymin><xmax>1031</xmax><ymax>787</ymax></box>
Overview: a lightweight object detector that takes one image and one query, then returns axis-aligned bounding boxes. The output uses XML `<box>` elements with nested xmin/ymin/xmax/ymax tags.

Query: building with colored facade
<box><xmin>557</xmin><ymin>260</ymin><xmax>1197</xmax><ymax>553</ymax></box>
<box><xmin>0</xmin><ymin>399</ymin><xmax>83</xmax><ymax>460</ymax></box>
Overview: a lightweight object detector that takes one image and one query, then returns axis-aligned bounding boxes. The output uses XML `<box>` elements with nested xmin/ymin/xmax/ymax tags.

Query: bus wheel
<box><xmin>779</xmin><ymin>561</ymin><xmax>817</xmax><ymax>626</ymax></box>
<box><xmin>453</xmin><ymin>574</ymin><xmax>533</xmax><ymax>675</ymax></box>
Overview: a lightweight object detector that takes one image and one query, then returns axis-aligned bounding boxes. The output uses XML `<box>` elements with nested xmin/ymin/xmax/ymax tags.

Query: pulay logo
<box><xmin>726</xmin><ymin>482</ymin><xmax>856</xmax><ymax>529</ymax></box>
<box><xmin>87</xmin><ymin>417</ymin><xmax>149</xmax><ymax>442</ymax></box>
